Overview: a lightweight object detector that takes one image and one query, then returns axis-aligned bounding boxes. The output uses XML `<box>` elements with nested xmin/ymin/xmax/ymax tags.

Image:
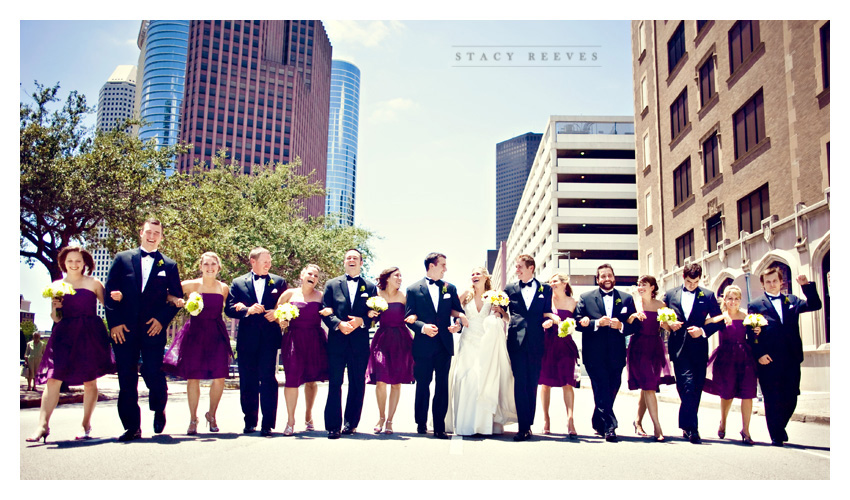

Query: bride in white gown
<box><xmin>445</xmin><ymin>267</ymin><xmax>517</xmax><ymax>435</ymax></box>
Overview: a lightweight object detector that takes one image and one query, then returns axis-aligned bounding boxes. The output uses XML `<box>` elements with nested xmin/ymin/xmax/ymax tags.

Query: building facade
<box><xmin>96</xmin><ymin>65</ymin><xmax>137</xmax><ymax>133</ymax></box>
<box><xmin>136</xmin><ymin>20</ymin><xmax>190</xmax><ymax>174</ymax></box>
<box><xmin>494</xmin><ymin>116</ymin><xmax>638</xmax><ymax>297</ymax></box>
<box><xmin>177</xmin><ymin>20</ymin><xmax>333</xmax><ymax>217</ymax></box>
<box><xmin>325</xmin><ymin>60</ymin><xmax>361</xmax><ymax>225</ymax></box>
<box><xmin>632</xmin><ymin>20</ymin><xmax>830</xmax><ymax>391</ymax></box>
<box><xmin>496</xmin><ymin>132</ymin><xmax>542</xmax><ymax>247</ymax></box>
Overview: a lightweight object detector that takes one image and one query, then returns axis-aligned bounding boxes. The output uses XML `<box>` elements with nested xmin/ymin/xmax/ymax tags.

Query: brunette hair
<box><xmin>759</xmin><ymin>265</ymin><xmax>784</xmax><ymax>284</ymax></box>
<box><xmin>637</xmin><ymin>274</ymin><xmax>658</xmax><ymax>298</ymax></box>
<box><xmin>682</xmin><ymin>263</ymin><xmax>702</xmax><ymax>280</ymax></box>
<box><xmin>424</xmin><ymin>252</ymin><xmax>446</xmax><ymax>270</ymax></box>
<box><xmin>517</xmin><ymin>254</ymin><xmax>536</xmax><ymax>272</ymax></box>
<box><xmin>377</xmin><ymin>267</ymin><xmax>400</xmax><ymax>291</ymax></box>
<box><xmin>548</xmin><ymin>272</ymin><xmax>573</xmax><ymax>297</ymax></box>
<box><xmin>141</xmin><ymin>218</ymin><xmax>163</xmax><ymax>231</ymax></box>
<box><xmin>299</xmin><ymin>264</ymin><xmax>322</xmax><ymax>285</ymax></box>
<box><xmin>58</xmin><ymin>245</ymin><xmax>95</xmax><ymax>275</ymax></box>
<box><xmin>596</xmin><ymin>263</ymin><xmax>615</xmax><ymax>278</ymax></box>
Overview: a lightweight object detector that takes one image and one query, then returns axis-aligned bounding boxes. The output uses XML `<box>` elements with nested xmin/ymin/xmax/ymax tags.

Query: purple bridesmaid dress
<box><xmin>704</xmin><ymin>319</ymin><xmax>758</xmax><ymax>399</ymax></box>
<box><xmin>163</xmin><ymin>293</ymin><xmax>232</xmax><ymax>379</ymax></box>
<box><xmin>366</xmin><ymin>302</ymin><xmax>415</xmax><ymax>385</ymax></box>
<box><xmin>539</xmin><ymin>309</ymin><xmax>581</xmax><ymax>388</ymax></box>
<box><xmin>280</xmin><ymin>301</ymin><xmax>329</xmax><ymax>387</ymax></box>
<box><xmin>626</xmin><ymin>310</ymin><xmax>675</xmax><ymax>391</ymax></box>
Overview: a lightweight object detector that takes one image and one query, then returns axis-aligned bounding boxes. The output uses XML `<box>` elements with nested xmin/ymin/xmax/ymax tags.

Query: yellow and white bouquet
<box><xmin>185</xmin><ymin>292</ymin><xmax>204</xmax><ymax>316</ymax></box>
<box><xmin>743</xmin><ymin>313</ymin><xmax>767</xmax><ymax>328</ymax></box>
<box><xmin>42</xmin><ymin>281</ymin><xmax>76</xmax><ymax>299</ymax></box>
<box><xmin>657</xmin><ymin>307</ymin><xmax>678</xmax><ymax>323</ymax></box>
<box><xmin>366</xmin><ymin>296</ymin><xmax>389</xmax><ymax>313</ymax></box>
<box><xmin>274</xmin><ymin>302</ymin><xmax>300</xmax><ymax>322</ymax></box>
<box><xmin>484</xmin><ymin>290</ymin><xmax>509</xmax><ymax>307</ymax></box>
<box><xmin>558</xmin><ymin>318</ymin><xmax>577</xmax><ymax>337</ymax></box>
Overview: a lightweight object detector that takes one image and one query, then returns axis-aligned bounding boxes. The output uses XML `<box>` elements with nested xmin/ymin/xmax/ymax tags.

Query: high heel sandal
<box><xmin>305</xmin><ymin>420</ymin><xmax>315</xmax><ymax>432</ymax></box>
<box><xmin>633</xmin><ymin>421</ymin><xmax>648</xmax><ymax>437</ymax></box>
<box><xmin>374</xmin><ymin>417</ymin><xmax>386</xmax><ymax>434</ymax></box>
<box><xmin>384</xmin><ymin>420</ymin><xmax>393</xmax><ymax>435</ymax></box>
<box><xmin>740</xmin><ymin>431</ymin><xmax>755</xmax><ymax>445</ymax></box>
<box><xmin>283</xmin><ymin>423</ymin><xmax>295</xmax><ymax>436</ymax></box>
<box><xmin>655</xmin><ymin>433</ymin><xmax>665</xmax><ymax>442</ymax></box>
<box><xmin>204</xmin><ymin>412</ymin><xmax>219</xmax><ymax>433</ymax></box>
<box><xmin>718</xmin><ymin>422</ymin><xmax>726</xmax><ymax>439</ymax></box>
<box><xmin>543</xmin><ymin>420</ymin><xmax>551</xmax><ymax>435</ymax></box>
<box><xmin>26</xmin><ymin>426</ymin><xmax>50</xmax><ymax>443</ymax></box>
<box><xmin>187</xmin><ymin>418</ymin><xmax>199</xmax><ymax>435</ymax></box>
<box><xmin>75</xmin><ymin>426</ymin><xmax>92</xmax><ymax>440</ymax></box>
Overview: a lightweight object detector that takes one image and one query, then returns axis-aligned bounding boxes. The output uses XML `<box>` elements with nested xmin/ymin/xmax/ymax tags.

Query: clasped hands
<box><xmin>666</xmin><ymin>320</ymin><xmax>704</xmax><ymax>338</ymax></box>
<box><xmin>577</xmin><ymin>316</ymin><xmax>622</xmax><ymax>329</ymax></box>
<box><xmin>107</xmin><ymin>290</ymin><xmax>163</xmax><ymax>341</ymax></box>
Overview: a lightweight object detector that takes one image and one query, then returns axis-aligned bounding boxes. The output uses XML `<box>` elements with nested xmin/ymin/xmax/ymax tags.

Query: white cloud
<box><xmin>325</xmin><ymin>20</ymin><xmax>406</xmax><ymax>48</ymax></box>
<box><xmin>369</xmin><ymin>97</ymin><xmax>418</xmax><ymax>123</ymax></box>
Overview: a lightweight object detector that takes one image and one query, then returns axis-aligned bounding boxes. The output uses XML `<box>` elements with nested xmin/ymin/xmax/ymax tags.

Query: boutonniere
<box><xmin>442</xmin><ymin>284</ymin><xmax>448</xmax><ymax>294</ymax></box>
<box><xmin>157</xmin><ymin>259</ymin><xmax>164</xmax><ymax>267</ymax></box>
<box><xmin>360</xmin><ymin>285</ymin><xmax>365</xmax><ymax>292</ymax></box>
<box><xmin>615</xmin><ymin>298</ymin><xmax>622</xmax><ymax>305</ymax></box>
<box><xmin>538</xmin><ymin>284</ymin><xmax>543</xmax><ymax>293</ymax></box>
<box><xmin>784</xmin><ymin>296</ymin><xmax>790</xmax><ymax>304</ymax></box>
<box><xmin>697</xmin><ymin>291</ymin><xmax>704</xmax><ymax>299</ymax></box>
<box><xmin>268</xmin><ymin>278</ymin><xmax>273</xmax><ymax>287</ymax></box>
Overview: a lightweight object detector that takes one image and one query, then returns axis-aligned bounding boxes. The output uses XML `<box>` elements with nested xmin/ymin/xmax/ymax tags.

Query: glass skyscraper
<box><xmin>325</xmin><ymin>60</ymin><xmax>360</xmax><ymax>226</ymax></box>
<box><xmin>137</xmin><ymin>20</ymin><xmax>189</xmax><ymax>174</ymax></box>
<box><xmin>495</xmin><ymin>132</ymin><xmax>542</xmax><ymax>246</ymax></box>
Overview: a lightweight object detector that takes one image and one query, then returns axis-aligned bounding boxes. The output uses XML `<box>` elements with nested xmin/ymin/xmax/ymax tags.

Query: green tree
<box><xmin>21</xmin><ymin>320</ymin><xmax>37</xmax><ymax>341</ymax></box>
<box><xmin>20</xmin><ymin>82</ymin><xmax>187</xmax><ymax>280</ymax></box>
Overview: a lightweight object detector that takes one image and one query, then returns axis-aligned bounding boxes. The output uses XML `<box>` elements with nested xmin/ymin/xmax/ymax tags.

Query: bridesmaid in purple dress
<box><xmin>625</xmin><ymin>275</ymin><xmax>675</xmax><ymax>441</ymax></box>
<box><xmin>27</xmin><ymin>246</ymin><xmax>115</xmax><ymax>443</ymax></box>
<box><xmin>275</xmin><ymin>264</ymin><xmax>329</xmax><ymax>436</ymax></box>
<box><xmin>703</xmin><ymin>285</ymin><xmax>759</xmax><ymax>444</ymax></box>
<box><xmin>164</xmin><ymin>251</ymin><xmax>232</xmax><ymax>435</ymax></box>
<box><xmin>365</xmin><ymin>267</ymin><xmax>415</xmax><ymax>435</ymax></box>
<box><xmin>539</xmin><ymin>272</ymin><xmax>579</xmax><ymax>438</ymax></box>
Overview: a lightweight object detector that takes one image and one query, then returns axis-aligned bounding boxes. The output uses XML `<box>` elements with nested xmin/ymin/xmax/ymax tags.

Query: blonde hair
<box><xmin>198</xmin><ymin>251</ymin><xmax>222</xmax><ymax>271</ymax></box>
<box><xmin>720</xmin><ymin>285</ymin><xmax>742</xmax><ymax>312</ymax></box>
<box><xmin>463</xmin><ymin>267</ymin><xmax>493</xmax><ymax>305</ymax></box>
<box><xmin>299</xmin><ymin>264</ymin><xmax>322</xmax><ymax>285</ymax></box>
<box><xmin>548</xmin><ymin>272</ymin><xmax>573</xmax><ymax>297</ymax></box>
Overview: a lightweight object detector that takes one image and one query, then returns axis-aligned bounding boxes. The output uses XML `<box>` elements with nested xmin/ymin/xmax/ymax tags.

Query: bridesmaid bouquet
<box><xmin>274</xmin><ymin>302</ymin><xmax>300</xmax><ymax>322</ymax></box>
<box><xmin>657</xmin><ymin>307</ymin><xmax>678</xmax><ymax>323</ymax></box>
<box><xmin>744</xmin><ymin>313</ymin><xmax>767</xmax><ymax>343</ymax></box>
<box><xmin>185</xmin><ymin>292</ymin><xmax>204</xmax><ymax>316</ymax></box>
<box><xmin>42</xmin><ymin>281</ymin><xmax>76</xmax><ymax>299</ymax></box>
<box><xmin>366</xmin><ymin>296</ymin><xmax>389</xmax><ymax>313</ymax></box>
<box><xmin>558</xmin><ymin>317</ymin><xmax>577</xmax><ymax>337</ymax></box>
<box><xmin>484</xmin><ymin>290</ymin><xmax>509</xmax><ymax>307</ymax></box>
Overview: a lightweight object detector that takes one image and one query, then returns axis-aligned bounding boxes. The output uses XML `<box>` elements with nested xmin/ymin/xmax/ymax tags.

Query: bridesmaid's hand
<box><xmin>724</xmin><ymin>316</ymin><xmax>733</xmax><ymax>326</ymax></box>
<box><xmin>368</xmin><ymin>310</ymin><xmax>380</xmax><ymax>318</ymax></box>
<box><xmin>279</xmin><ymin>319</ymin><xmax>290</xmax><ymax>329</ymax></box>
<box><xmin>52</xmin><ymin>297</ymin><xmax>63</xmax><ymax>309</ymax></box>
<box><xmin>668</xmin><ymin>320</ymin><xmax>683</xmax><ymax>332</ymax></box>
<box><xmin>542</xmin><ymin>319</ymin><xmax>554</xmax><ymax>329</ymax></box>
<box><xmin>404</xmin><ymin>314</ymin><xmax>417</xmax><ymax>324</ymax></box>
<box><xmin>579</xmin><ymin>317</ymin><xmax>590</xmax><ymax>327</ymax></box>
<box><xmin>752</xmin><ymin>326</ymin><xmax>761</xmax><ymax>335</ymax></box>
<box><xmin>173</xmin><ymin>298</ymin><xmax>186</xmax><ymax>308</ymax></box>
<box><xmin>630</xmin><ymin>311</ymin><xmax>646</xmax><ymax>322</ymax></box>
<box><xmin>319</xmin><ymin>307</ymin><xmax>333</xmax><ymax>317</ymax></box>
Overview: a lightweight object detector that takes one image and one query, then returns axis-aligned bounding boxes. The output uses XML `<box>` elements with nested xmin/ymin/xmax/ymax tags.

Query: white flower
<box><xmin>274</xmin><ymin>302</ymin><xmax>300</xmax><ymax>321</ymax></box>
<box><xmin>366</xmin><ymin>296</ymin><xmax>389</xmax><ymax>312</ymax></box>
<box><xmin>185</xmin><ymin>292</ymin><xmax>204</xmax><ymax>316</ymax></box>
<box><xmin>657</xmin><ymin>307</ymin><xmax>678</xmax><ymax>323</ymax></box>
<box><xmin>42</xmin><ymin>281</ymin><xmax>76</xmax><ymax>299</ymax></box>
<box><xmin>558</xmin><ymin>318</ymin><xmax>577</xmax><ymax>337</ymax></box>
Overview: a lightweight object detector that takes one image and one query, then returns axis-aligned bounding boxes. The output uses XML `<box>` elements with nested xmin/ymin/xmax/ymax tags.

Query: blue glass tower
<box><xmin>137</xmin><ymin>20</ymin><xmax>189</xmax><ymax>174</ymax></box>
<box><xmin>325</xmin><ymin>60</ymin><xmax>360</xmax><ymax>226</ymax></box>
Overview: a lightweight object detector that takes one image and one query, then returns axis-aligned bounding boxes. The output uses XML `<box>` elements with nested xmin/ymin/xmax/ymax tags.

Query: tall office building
<box><xmin>136</xmin><ymin>20</ymin><xmax>189</xmax><ymax>173</ymax></box>
<box><xmin>632</xmin><ymin>20</ymin><xmax>830</xmax><ymax>391</ymax></box>
<box><xmin>493</xmin><ymin>116</ymin><xmax>638</xmax><ymax>297</ymax></box>
<box><xmin>496</xmin><ymin>132</ymin><xmax>542</xmax><ymax>247</ymax></box>
<box><xmin>325</xmin><ymin>60</ymin><xmax>361</xmax><ymax>225</ymax></box>
<box><xmin>178</xmin><ymin>20</ymin><xmax>332</xmax><ymax>217</ymax></box>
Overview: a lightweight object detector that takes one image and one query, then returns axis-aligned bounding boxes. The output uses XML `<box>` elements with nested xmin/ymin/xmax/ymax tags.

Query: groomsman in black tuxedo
<box><xmin>662</xmin><ymin>262</ymin><xmax>722</xmax><ymax>444</ymax></box>
<box><xmin>575</xmin><ymin>263</ymin><xmax>636</xmax><ymax>442</ymax></box>
<box><xmin>225</xmin><ymin>247</ymin><xmax>287</xmax><ymax>436</ymax></box>
<box><xmin>105</xmin><ymin>218</ymin><xmax>183</xmax><ymax>441</ymax></box>
<box><xmin>504</xmin><ymin>255</ymin><xmax>555</xmax><ymax>441</ymax></box>
<box><xmin>405</xmin><ymin>252</ymin><xmax>466</xmax><ymax>439</ymax></box>
<box><xmin>748</xmin><ymin>267</ymin><xmax>821</xmax><ymax>446</ymax></box>
<box><xmin>321</xmin><ymin>248</ymin><xmax>378</xmax><ymax>439</ymax></box>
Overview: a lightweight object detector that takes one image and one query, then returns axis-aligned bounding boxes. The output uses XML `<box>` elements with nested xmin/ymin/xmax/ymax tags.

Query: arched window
<box><xmin>717</xmin><ymin>277</ymin><xmax>734</xmax><ymax>298</ymax></box>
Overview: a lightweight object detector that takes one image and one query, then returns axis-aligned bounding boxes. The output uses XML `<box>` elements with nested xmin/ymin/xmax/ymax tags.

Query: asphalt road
<box><xmin>19</xmin><ymin>378</ymin><xmax>829</xmax><ymax>481</ymax></box>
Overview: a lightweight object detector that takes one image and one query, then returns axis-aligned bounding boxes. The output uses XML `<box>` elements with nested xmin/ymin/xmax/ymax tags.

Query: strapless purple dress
<box><xmin>539</xmin><ymin>309</ymin><xmax>580</xmax><ymax>388</ymax></box>
<box><xmin>163</xmin><ymin>293</ymin><xmax>232</xmax><ymax>379</ymax></box>
<box><xmin>366</xmin><ymin>303</ymin><xmax>414</xmax><ymax>385</ymax></box>
<box><xmin>626</xmin><ymin>310</ymin><xmax>675</xmax><ymax>391</ymax></box>
<box><xmin>704</xmin><ymin>319</ymin><xmax>758</xmax><ymax>399</ymax></box>
<box><xmin>280</xmin><ymin>301</ymin><xmax>329</xmax><ymax>388</ymax></box>
<box><xmin>37</xmin><ymin>288</ymin><xmax>115</xmax><ymax>385</ymax></box>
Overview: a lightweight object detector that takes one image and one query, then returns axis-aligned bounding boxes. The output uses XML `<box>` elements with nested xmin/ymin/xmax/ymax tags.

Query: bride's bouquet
<box><xmin>743</xmin><ymin>313</ymin><xmax>767</xmax><ymax>343</ymax></box>
<box><xmin>185</xmin><ymin>292</ymin><xmax>204</xmax><ymax>316</ymax></box>
<box><xmin>274</xmin><ymin>302</ymin><xmax>300</xmax><ymax>322</ymax></box>
<box><xmin>657</xmin><ymin>307</ymin><xmax>678</xmax><ymax>323</ymax></box>
<box><xmin>484</xmin><ymin>290</ymin><xmax>509</xmax><ymax>307</ymax></box>
<box><xmin>558</xmin><ymin>317</ymin><xmax>577</xmax><ymax>337</ymax></box>
<box><xmin>42</xmin><ymin>281</ymin><xmax>76</xmax><ymax>299</ymax></box>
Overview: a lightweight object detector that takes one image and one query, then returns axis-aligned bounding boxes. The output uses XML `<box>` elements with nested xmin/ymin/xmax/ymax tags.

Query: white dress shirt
<box><xmin>520</xmin><ymin>279</ymin><xmax>537</xmax><ymax>309</ymax></box>
<box><xmin>682</xmin><ymin>288</ymin><xmax>697</xmax><ymax>320</ymax></box>
<box><xmin>767</xmin><ymin>294</ymin><xmax>784</xmax><ymax>323</ymax></box>
<box><xmin>140</xmin><ymin>249</ymin><xmax>155</xmax><ymax>292</ymax></box>
<box><xmin>251</xmin><ymin>272</ymin><xmax>267</xmax><ymax>302</ymax></box>
<box><xmin>347</xmin><ymin>276</ymin><xmax>359</xmax><ymax>307</ymax></box>
<box><xmin>426</xmin><ymin>278</ymin><xmax>440</xmax><ymax>312</ymax></box>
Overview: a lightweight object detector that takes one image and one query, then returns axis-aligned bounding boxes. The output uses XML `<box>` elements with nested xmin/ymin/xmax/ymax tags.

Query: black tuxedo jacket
<box><xmin>663</xmin><ymin>286</ymin><xmax>722</xmax><ymax>363</ymax></box>
<box><xmin>405</xmin><ymin>278</ymin><xmax>463</xmax><ymax>357</ymax></box>
<box><xmin>504</xmin><ymin>279</ymin><xmax>553</xmax><ymax>357</ymax></box>
<box><xmin>225</xmin><ymin>273</ymin><xmax>288</xmax><ymax>350</ymax></box>
<box><xmin>104</xmin><ymin>248</ymin><xmax>183</xmax><ymax>331</ymax></box>
<box><xmin>322</xmin><ymin>275</ymin><xmax>378</xmax><ymax>355</ymax></box>
<box><xmin>575</xmin><ymin>287</ymin><xmax>636</xmax><ymax>367</ymax></box>
<box><xmin>747</xmin><ymin>283</ymin><xmax>821</xmax><ymax>365</ymax></box>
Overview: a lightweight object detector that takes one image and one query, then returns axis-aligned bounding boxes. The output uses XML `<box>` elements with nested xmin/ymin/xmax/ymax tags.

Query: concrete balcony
<box><xmin>556</xmin><ymin>183</ymin><xmax>637</xmax><ymax>199</ymax></box>
<box><xmin>555</xmin><ymin>207</ymin><xmax>638</xmax><ymax>225</ymax></box>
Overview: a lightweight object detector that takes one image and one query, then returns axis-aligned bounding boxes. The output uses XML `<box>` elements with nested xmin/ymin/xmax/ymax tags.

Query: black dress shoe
<box><xmin>417</xmin><ymin>425</ymin><xmax>428</xmax><ymax>434</ymax></box>
<box><xmin>328</xmin><ymin>430</ymin><xmax>341</xmax><ymax>439</ymax></box>
<box><xmin>118</xmin><ymin>429</ymin><xmax>142</xmax><ymax>442</ymax></box>
<box><xmin>153</xmin><ymin>411</ymin><xmax>166</xmax><ymax>434</ymax></box>
<box><xmin>433</xmin><ymin>431</ymin><xmax>449</xmax><ymax>439</ymax></box>
<box><xmin>689</xmin><ymin>431</ymin><xmax>702</xmax><ymax>444</ymax></box>
<box><xmin>605</xmin><ymin>431</ymin><xmax>618</xmax><ymax>442</ymax></box>
<box><xmin>513</xmin><ymin>430</ymin><xmax>532</xmax><ymax>442</ymax></box>
<box><xmin>260</xmin><ymin>427</ymin><xmax>273</xmax><ymax>437</ymax></box>
<box><xmin>771</xmin><ymin>439</ymin><xmax>784</xmax><ymax>447</ymax></box>
<box><xmin>243</xmin><ymin>426</ymin><xmax>257</xmax><ymax>434</ymax></box>
<box><xmin>341</xmin><ymin>425</ymin><xmax>357</xmax><ymax>435</ymax></box>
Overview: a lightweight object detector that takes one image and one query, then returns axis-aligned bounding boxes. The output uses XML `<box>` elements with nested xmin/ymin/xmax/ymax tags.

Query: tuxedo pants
<box><xmin>112</xmin><ymin>327</ymin><xmax>168</xmax><ymax>431</ymax></box>
<box><xmin>325</xmin><ymin>347</ymin><xmax>369</xmax><ymax>431</ymax></box>
<box><xmin>508</xmin><ymin>350</ymin><xmax>542</xmax><ymax>433</ymax></box>
<box><xmin>758</xmin><ymin>362</ymin><xmax>801</xmax><ymax>442</ymax></box>
<box><xmin>413</xmin><ymin>348</ymin><xmax>451</xmax><ymax>433</ymax></box>
<box><xmin>672</xmin><ymin>355</ymin><xmax>706</xmax><ymax>433</ymax></box>
<box><xmin>237</xmin><ymin>340</ymin><xmax>280</xmax><ymax>429</ymax></box>
<box><xmin>585</xmin><ymin>361</ymin><xmax>622</xmax><ymax>434</ymax></box>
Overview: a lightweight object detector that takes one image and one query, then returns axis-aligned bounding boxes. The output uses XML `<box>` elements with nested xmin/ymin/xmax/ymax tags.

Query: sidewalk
<box><xmin>20</xmin><ymin>372</ymin><xmax>830</xmax><ymax>424</ymax></box>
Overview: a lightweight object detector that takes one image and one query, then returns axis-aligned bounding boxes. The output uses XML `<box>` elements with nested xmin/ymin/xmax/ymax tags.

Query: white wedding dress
<box><xmin>445</xmin><ymin>299</ymin><xmax>517</xmax><ymax>435</ymax></box>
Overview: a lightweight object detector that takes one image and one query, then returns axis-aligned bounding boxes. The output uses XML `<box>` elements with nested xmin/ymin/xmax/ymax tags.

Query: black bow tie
<box><xmin>346</xmin><ymin>275</ymin><xmax>360</xmax><ymax>282</ymax></box>
<box><xmin>682</xmin><ymin>288</ymin><xmax>696</xmax><ymax>294</ymax></box>
<box><xmin>254</xmin><ymin>274</ymin><xmax>269</xmax><ymax>281</ymax></box>
<box><xmin>140</xmin><ymin>250</ymin><xmax>157</xmax><ymax>259</ymax></box>
<box><xmin>427</xmin><ymin>278</ymin><xmax>442</xmax><ymax>287</ymax></box>
<box><xmin>520</xmin><ymin>280</ymin><xmax>534</xmax><ymax>289</ymax></box>
<box><xmin>600</xmin><ymin>290</ymin><xmax>614</xmax><ymax>298</ymax></box>
<box><xmin>766</xmin><ymin>293</ymin><xmax>781</xmax><ymax>300</ymax></box>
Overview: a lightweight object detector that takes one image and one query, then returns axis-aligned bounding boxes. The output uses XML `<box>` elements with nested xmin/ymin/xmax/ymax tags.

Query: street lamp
<box><xmin>555</xmin><ymin>251</ymin><xmax>571</xmax><ymax>282</ymax></box>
